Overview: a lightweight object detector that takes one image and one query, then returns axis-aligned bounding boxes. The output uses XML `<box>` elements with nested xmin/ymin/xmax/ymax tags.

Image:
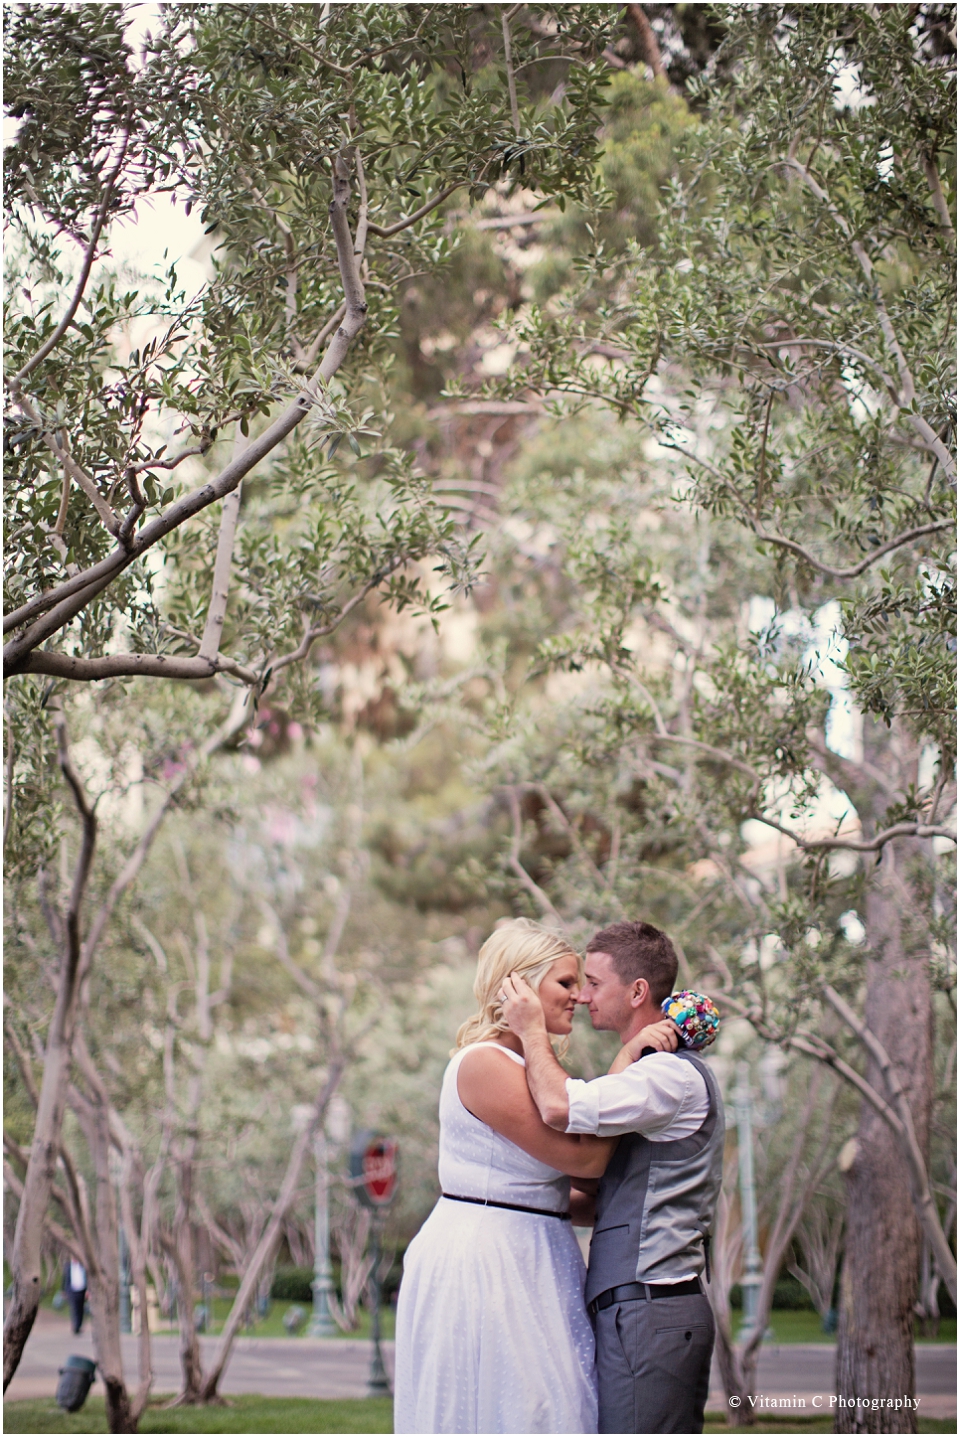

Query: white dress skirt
<box><xmin>394</xmin><ymin>1043</ymin><xmax>598</xmax><ymax>1435</ymax></box>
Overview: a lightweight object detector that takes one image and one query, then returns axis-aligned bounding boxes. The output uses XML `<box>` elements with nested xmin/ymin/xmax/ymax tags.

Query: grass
<box><xmin>38</xmin><ymin>1296</ymin><xmax>397</xmax><ymax>1343</ymax></box>
<box><xmin>702</xmin><ymin>1421</ymin><xmax>954</xmax><ymax>1435</ymax></box>
<box><xmin>731</xmin><ymin>1311</ymin><xmax>956</xmax><ymax>1345</ymax></box>
<box><xmin>38</xmin><ymin>1294</ymin><xmax>952</xmax><ymax>1347</ymax></box>
<box><xmin>4</xmin><ymin>1400</ymin><xmax>954</xmax><ymax>1436</ymax></box>
<box><xmin>192</xmin><ymin>1299</ymin><xmax>397</xmax><ymax>1342</ymax></box>
<box><xmin>1</xmin><ymin>1395</ymin><xmax>393</xmax><ymax>1434</ymax></box>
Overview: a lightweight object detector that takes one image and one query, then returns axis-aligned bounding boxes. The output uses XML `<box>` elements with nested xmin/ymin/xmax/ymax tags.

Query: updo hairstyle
<box><xmin>454</xmin><ymin>917</ymin><xmax>583</xmax><ymax>1055</ymax></box>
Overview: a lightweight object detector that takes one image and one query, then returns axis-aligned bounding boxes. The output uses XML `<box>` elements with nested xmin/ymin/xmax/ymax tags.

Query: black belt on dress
<box><xmin>442</xmin><ymin>1192</ymin><xmax>571</xmax><ymax>1220</ymax></box>
<box><xmin>588</xmin><ymin>1278</ymin><xmax>703</xmax><ymax>1315</ymax></box>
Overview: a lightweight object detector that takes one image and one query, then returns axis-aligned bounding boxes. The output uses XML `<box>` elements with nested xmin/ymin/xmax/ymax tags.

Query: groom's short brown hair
<box><xmin>587</xmin><ymin>921</ymin><xmax>678</xmax><ymax>1005</ymax></box>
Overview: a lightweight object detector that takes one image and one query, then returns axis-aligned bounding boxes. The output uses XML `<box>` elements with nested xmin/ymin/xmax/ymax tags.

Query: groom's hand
<box><xmin>500</xmin><ymin>972</ymin><xmax>547</xmax><ymax>1037</ymax></box>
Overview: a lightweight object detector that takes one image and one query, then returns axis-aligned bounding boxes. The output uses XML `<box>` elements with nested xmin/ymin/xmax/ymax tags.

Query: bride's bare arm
<box><xmin>456</xmin><ymin>1047</ymin><xmax>616</xmax><ymax>1179</ymax></box>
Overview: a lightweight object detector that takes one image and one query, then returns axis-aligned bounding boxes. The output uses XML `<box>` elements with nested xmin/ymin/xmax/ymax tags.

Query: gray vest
<box><xmin>584</xmin><ymin>1048</ymin><xmax>724</xmax><ymax>1305</ymax></box>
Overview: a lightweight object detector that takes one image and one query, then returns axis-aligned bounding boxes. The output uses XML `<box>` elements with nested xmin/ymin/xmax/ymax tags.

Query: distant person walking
<box><xmin>63</xmin><ymin>1260</ymin><xmax>87</xmax><ymax>1334</ymax></box>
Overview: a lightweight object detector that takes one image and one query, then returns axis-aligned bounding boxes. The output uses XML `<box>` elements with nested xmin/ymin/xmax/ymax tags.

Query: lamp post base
<box><xmin>309</xmin><ymin>1273</ymin><xmax>338</xmax><ymax>1338</ymax></box>
<box><xmin>367</xmin><ymin>1333</ymin><xmax>391</xmax><ymax>1398</ymax></box>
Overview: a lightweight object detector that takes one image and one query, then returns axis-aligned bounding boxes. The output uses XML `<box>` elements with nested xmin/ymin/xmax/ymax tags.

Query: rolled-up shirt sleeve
<box><xmin>565</xmin><ymin>1054</ymin><xmax>708</xmax><ymax>1140</ymax></box>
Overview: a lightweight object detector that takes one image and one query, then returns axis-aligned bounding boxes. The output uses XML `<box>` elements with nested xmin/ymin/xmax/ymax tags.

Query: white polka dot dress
<box><xmin>394</xmin><ymin>1044</ymin><xmax>598</xmax><ymax>1434</ymax></box>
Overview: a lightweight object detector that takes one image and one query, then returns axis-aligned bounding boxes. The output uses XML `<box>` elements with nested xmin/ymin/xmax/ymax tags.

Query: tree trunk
<box><xmin>199</xmin><ymin>1062</ymin><xmax>344</xmax><ymax>1401</ymax></box>
<box><xmin>170</xmin><ymin>1099</ymin><xmax>204</xmax><ymax>1405</ymax></box>
<box><xmin>3</xmin><ymin>714</ymin><xmax>96</xmax><ymax>1389</ymax></box>
<box><xmin>835</xmin><ymin>831</ymin><xmax>934</xmax><ymax>1434</ymax></box>
<box><xmin>85</xmin><ymin>1097</ymin><xmax>136</xmax><ymax>1434</ymax></box>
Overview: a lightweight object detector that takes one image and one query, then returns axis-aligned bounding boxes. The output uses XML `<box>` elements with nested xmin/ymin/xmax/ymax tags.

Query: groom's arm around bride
<box><xmin>502</xmin><ymin>921</ymin><xmax>724</xmax><ymax>1436</ymax></box>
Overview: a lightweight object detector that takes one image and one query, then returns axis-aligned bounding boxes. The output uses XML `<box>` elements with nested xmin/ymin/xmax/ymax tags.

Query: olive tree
<box><xmin>3</xmin><ymin>2</ymin><xmax>618</xmax><ymax>1411</ymax></box>
<box><xmin>484</xmin><ymin>5</ymin><xmax>954</xmax><ymax>1426</ymax></box>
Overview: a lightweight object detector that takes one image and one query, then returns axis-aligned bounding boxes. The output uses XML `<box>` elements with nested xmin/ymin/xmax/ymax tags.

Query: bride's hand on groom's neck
<box><xmin>609</xmin><ymin>1018</ymin><xmax>679</xmax><ymax>1074</ymax></box>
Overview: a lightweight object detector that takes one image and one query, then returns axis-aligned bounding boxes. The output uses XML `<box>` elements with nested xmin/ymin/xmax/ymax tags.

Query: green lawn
<box><xmin>2</xmin><ymin>1396</ymin><xmax>392</xmax><ymax>1434</ymax></box>
<box><xmin>38</xmin><ymin>1296</ymin><xmax>397</xmax><ymax>1343</ymax></box>
<box><xmin>733</xmin><ymin>1311</ymin><xmax>956</xmax><ymax>1345</ymax></box>
<box><xmin>703</xmin><ymin>1420</ymin><xmax>953</xmax><ymax>1435</ymax></box>
<box><xmin>4</xmin><ymin>1399</ymin><xmax>954</xmax><ymax>1436</ymax></box>
<box><xmin>37</xmin><ymin>1294</ymin><xmax>951</xmax><ymax>1346</ymax></box>
<box><xmin>193</xmin><ymin>1298</ymin><xmax>396</xmax><ymax>1341</ymax></box>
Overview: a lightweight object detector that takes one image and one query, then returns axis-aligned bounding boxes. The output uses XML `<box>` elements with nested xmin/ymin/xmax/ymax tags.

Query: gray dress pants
<box><xmin>594</xmin><ymin>1291</ymin><xmax>714</xmax><ymax>1434</ymax></box>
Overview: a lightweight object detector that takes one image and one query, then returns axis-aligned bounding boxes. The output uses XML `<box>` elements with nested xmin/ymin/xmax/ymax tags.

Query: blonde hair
<box><xmin>454</xmin><ymin>918</ymin><xmax>583</xmax><ymax>1055</ymax></box>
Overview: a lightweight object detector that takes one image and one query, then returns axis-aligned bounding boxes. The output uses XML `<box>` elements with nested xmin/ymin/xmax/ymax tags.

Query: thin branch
<box><xmin>270</xmin><ymin>564</ymin><xmax>403</xmax><ymax>677</ymax></box>
<box><xmin>2</xmin><ymin>1156</ymin><xmax>84</xmax><ymax>1262</ymax></box>
<box><xmin>531</xmin><ymin>782</ymin><xmax>625</xmax><ymax>915</ymax></box>
<box><xmin>236</xmin><ymin>165</ymin><xmax>300</xmax><ymax>336</ymax></box>
<box><xmin>3</xmin><ymin>709</ymin><xmax>14</xmax><ymax>852</ymax></box>
<box><xmin>505</xmin><ymin>786</ymin><xmax>566</xmax><ymax>927</ymax></box>
<box><xmin>76</xmin><ymin>687</ymin><xmax>253</xmax><ymax>993</ymax></box>
<box><xmin>366</xmin><ymin>183</ymin><xmax>463</xmax><ymax>238</ymax></box>
<box><xmin>646</xmin><ymin>732</ymin><xmax>762</xmax><ymax>789</ymax></box>
<box><xmin>501</xmin><ymin>11</ymin><xmax>522</xmax><ymax>136</ymax></box>
<box><xmin>259</xmin><ymin>900</ymin><xmax>321</xmax><ymax>1001</ymax></box>
<box><xmin>781</xmin><ymin>157</ymin><xmax>917</xmax><ymax>405</ymax></box>
<box><xmin>626</xmin><ymin>3</ymin><xmax>666</xmax><ymax>78</ymax></box>
<box><xmin>663</xmin><ymin>441</ymin><xmax>954</xmax><ymax>575</ymax></box>
<box><xmin>222</xmin><ymin>2</ymin><xmax>353</xmax><ymax>77</ymax></box>
<box><xmin>14</xmin><ymin>130</ymin><xmax>130</xmax><ymax>382</ymax></box>
<box><xmin>129</xmin><ymin>446</ymin><xmax>208</xmax><ymax>474</ymax></box>
<box><xmin>194</xmin><ymin>1193</ymin><xmax>245</xmax><ymax>1271</ymax></box>
<box><xmin>198</xmin><ymin>425</ymin><xmax>246</xmax><ymax>663</ymax></box>
<box><xmin>923</xmin><ymin>152</ymin><xmax>955</xmax><ymax>242</ymax></box>
<box><xmin>10</xmin><ymin>389</ymin><xmax>120</xmax><ymax>536</ymax></box>
<box><xmin>4</xmin><ymin>1021</ymin><xmax>40</xmax><ymax>1108</ymax></box>
<box><xmin>353</xmin><ymin>149</ymin><xmax>370</xmax><ymax>262</ymax></box>
<box><xmin>714</xmin><ymin>990</ymin><xmax>907</xmax><ymax>1138</ymax></box>
<box><xmin>295</xmin><ymin>303</ymin><xmax>347</xmax><ymax>372</ymax></box>
<box><xmin>751</xmin><ymin>812</ymin><xmax>955</xmax><ymax>853</ymax></box>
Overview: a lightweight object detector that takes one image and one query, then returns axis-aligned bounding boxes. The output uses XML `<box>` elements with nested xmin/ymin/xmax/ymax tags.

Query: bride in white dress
<box><xmin>394</xmin><ymin>920</ymin><xmax>617</xmax><ymax>1435</ymax></box>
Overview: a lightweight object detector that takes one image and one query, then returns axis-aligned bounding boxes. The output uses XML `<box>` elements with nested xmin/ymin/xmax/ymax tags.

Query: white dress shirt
<box><xmin>565</xmin><ymin>1051</ymin><xmax>709</xmax><ymax>1140</ymax></box>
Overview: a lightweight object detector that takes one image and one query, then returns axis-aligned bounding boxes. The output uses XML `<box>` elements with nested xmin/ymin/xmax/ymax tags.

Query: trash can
<box><xmin>56</xmin><ymin>1354</ymin><xmax>97</xmax><ymax>1412</ymax></box>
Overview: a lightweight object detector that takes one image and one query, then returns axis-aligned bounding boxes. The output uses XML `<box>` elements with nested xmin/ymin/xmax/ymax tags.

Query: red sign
<box><xmin>352</xmin><ymin>1135</ymin><xmax>399</xmax><ymax>1208</ymax></box>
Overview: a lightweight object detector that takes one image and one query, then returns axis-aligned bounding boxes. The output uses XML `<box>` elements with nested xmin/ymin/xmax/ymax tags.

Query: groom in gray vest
<box><xmin>502</xmin><ymin>920</ymin><xmax>723</xmax><ymax>1434</ymax></box>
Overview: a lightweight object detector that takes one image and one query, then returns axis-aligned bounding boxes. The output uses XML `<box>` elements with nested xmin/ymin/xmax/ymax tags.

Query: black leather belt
<box><xmin>588</xmin><ymin>1278</ymin><xmax>703</xmax><ymax>1315</ymax></box>
<box><xmin>442</xmin><ymin>1192</ymin><xmax>570</xmax><ymax>1220</ymax></box>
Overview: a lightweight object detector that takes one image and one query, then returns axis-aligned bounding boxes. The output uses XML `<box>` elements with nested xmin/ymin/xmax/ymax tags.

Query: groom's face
<box><xmin>577</xmin><ymin>950</ymin><xmax>634</xmax><ymax>1034</ymax></box>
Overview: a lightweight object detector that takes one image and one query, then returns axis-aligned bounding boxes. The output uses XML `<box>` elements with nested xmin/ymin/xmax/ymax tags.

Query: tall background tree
<box><xmin>3</xmin><ymin>3</ymin><xmax>617</xmax><ymax>1422</ymax></box>
<box><xmin>488</xmin><ymin>4</ymin><xmax>956</xmax><ymax>1428</ymax></box>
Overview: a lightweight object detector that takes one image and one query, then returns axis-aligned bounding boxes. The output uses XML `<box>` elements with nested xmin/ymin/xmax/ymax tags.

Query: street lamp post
<box><xmin>735</xmin><ymin>1061</ymin><xmax>762</xmax><ymax>1339</ymax></box>
<box><xmin>366</xmin><ymin>1214</ymin><xmax>390</xmax><ymax>1396</ymax></box>
<box><xmin>350</xmin><ymin>1132</ymin><xmax>399</xmax><ymax>1398</ymax></box>
<box><xmin>309</xmin><ymin>1127</ymin><xmax>337</xmax><ymax>1337</ymax></box>
<box><xmin>110</xmin><ymin>1149</ymin><xmax>132</xmax><ymax>1334</ymax></box>
<box><xmin>118</xmin><ymin>1220</ymin><xmax>132</xmax><ymax>1335</ymax></box>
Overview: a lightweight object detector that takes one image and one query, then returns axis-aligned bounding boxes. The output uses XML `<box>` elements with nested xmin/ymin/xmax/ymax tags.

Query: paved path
<box><xmin>4</xmin><ymin>1312</ymin><xmax>394</xmax><ymax>1403</ymax></box>
<box><xmin>5</xmin><ymin>1312</ymin><xmax>955</xmax><ymax>1420</ymax></box>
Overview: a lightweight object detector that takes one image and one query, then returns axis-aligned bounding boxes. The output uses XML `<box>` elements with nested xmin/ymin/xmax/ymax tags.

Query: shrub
<box><xmin>728</xmin><ymin>1278</ymin><xmax>815</xmax><ymax>1311</ymax></box>
<box><xmin>271</xmin><ymin>1267</ymin><xmax>315</xmax><ymax>1302</ymax></box>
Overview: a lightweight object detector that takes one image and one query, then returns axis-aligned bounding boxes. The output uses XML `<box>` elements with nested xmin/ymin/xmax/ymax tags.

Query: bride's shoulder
<box><xmin>456</xmin><ymin>1042</ymin><xmax>526</xmax><ymax>1080</ymax></box>
<box><xmin>458</xmin><ymin>1040</ymin><xmax>524</xmax><ymax>1063</ymax></box>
